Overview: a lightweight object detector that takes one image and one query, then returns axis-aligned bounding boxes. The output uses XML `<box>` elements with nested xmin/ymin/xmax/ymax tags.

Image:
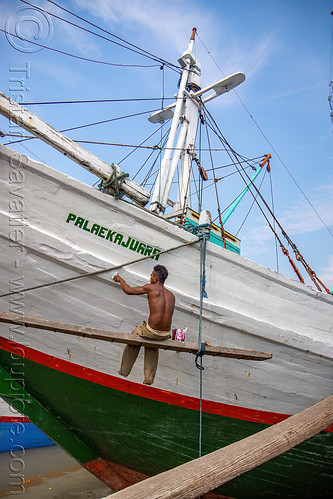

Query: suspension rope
<box><xmin>194</xmin><ymin>221</ymin><xmax>211</xmax><ymax>459</ymax></box>
<box><xmin>0</xmin><ymin>238</ymin><xmax>199</xmax><ymax>299</ymax></box>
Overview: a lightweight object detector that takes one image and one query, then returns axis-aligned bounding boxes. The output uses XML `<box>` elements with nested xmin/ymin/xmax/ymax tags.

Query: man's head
<box><xmin>151</xmin><ymin>265</ymin><xmax>168</xmax><ymax>284</ymax></box>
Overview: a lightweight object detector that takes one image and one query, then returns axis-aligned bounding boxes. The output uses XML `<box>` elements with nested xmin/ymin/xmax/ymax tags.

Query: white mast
<box><xmin>148</xmin><ymin>28</ymin><xmax>245</xmax><ymax>217</ymax></box>
<box><xmin>150</xmin><ymin>28</ymin><xmax>199</xmax><ymax>215</ymax></box>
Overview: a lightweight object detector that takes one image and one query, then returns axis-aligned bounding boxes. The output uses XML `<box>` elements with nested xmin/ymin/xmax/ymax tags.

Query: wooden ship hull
<box><xmin>0</xmin><ymin>399</ymin><xmax>55</xmax><ymax>451</ymax></box>
<box><xmin>0</xmin><ymin>144</ymin><xmax>332</xmax><ymax>497</ymax></box>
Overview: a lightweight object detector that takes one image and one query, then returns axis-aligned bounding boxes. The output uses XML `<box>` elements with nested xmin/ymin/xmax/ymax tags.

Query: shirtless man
<box><xmin>114</xmin><ymin>265</ymin><xmax>175</xmax><ymax>385</ymax></box>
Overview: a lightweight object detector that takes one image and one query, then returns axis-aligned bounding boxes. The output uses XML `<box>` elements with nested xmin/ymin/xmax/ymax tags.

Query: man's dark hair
<box><xmin>154</xmin><ymin>265</ymin><xmax>168</xmax><ymax>284</ymax></box>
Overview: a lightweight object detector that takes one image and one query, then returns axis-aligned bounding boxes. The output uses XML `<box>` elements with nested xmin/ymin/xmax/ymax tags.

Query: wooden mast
<box><xmin>148</xmin><ymin>28</ymin><xmax>245</xmax><ymax>217</ymax></box>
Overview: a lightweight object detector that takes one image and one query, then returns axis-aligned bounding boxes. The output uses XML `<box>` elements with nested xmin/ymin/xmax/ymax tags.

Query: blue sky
<box><xmin>1</xmin><ymin>0</ymin><xmax>333</xmax><ymax>291</ymax></box>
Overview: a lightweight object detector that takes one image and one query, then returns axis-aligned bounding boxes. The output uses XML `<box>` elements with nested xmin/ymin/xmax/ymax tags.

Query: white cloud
<box><xmin>270</xmin><ymin>82</ymin><xmax>322</xmax><ymax>102</ymax></box>
<box><xmin>31</xmin><ymin>59</ymin><xmax>83</xmax><ymax>87</ymax></box>
<box><xmin>73</xmin><ymin>0</ymin><xmax>273</xmax><ymax>78</ymax></box>
<box><xmin>73</xmin><ymin>0</ymin><xmax>204</xmax><ymax>53</ymax></box>
<box><xmin>55</xmin><ymin>20</ymin><xmax>101</xmax><ymax>58</ymax></box>
<box><xmin>278</xmin><ymin>180</ymin><xmax>333</xmax><ymax>236</ymax></box>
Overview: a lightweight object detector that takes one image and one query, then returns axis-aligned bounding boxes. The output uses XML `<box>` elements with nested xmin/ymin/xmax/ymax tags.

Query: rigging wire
<box><xmin>19</xmin><ymin>0</ymin><xmax>181</xmax><ymax>73</ymax></box>
<box><xmin>203</xmin><ymin>108</ymin><xmax>227</xmax><ymax>248</ymax></box>
<box><xmin>11</xmin><ymin>140</ymin><xmax>47</xmax><ymax>166</ymax></box>
<box><xmin>157</xmin><ymin>64</ymin><xmax>166</xmax><ymax>201</ymax></box>
<box><xmin>203</xmin><ymin>104</ymin><xmax>331</xmax><ymax>292</ymax></box>
<box><xmin>44</xmin><ymin>0</ymin><xmax>182</xmax><ymax>72</ymax></box>
<box><xmin>184</xmin><ymin>117</ymin><xmax>202</xmax><ymax>213</ymax></box>
<box><xmin>118</xmin><ymin>120</ymin><xmax>169</xmax><ymax>166</ymax></box>
<box><xmin>205</xmin><ymin>155</ymin><xmax>265</xmax><ymax>172</ymax></box>
<box><xmin>0</xmin><ymin>238</ymin><xmax>199</xmax><ymax>298</ymax></box>
<box><xmin>198</xmin><ymin>114</ymin><xmax>203</xmax><ymax>210</ymax></box>
<box><xmin>235</xmin><ymin>167</ymin><xmax>267</xmax><ymax>237</ymax></box>
<box><xmin>0</xmin><ymin>28</ymin><xmax>156</xmax><ymax>68</ymax></box>
<box><xmin>3</xmin><ymin>132</ymin><xmax>248</xmax><ymax>155</ymax></box>
<box><xmin>189</xmin><ymin>164</ymin><xmax>259</xmax><ymax>215</ymax></box>
<box><xmin>3</xmin><ymin>108</ymin><xmax>160</xmax><ymax>147</ymax></box>
<box><xmin>2</xmin><ymin>114</ymin><xmax>268</xmax><ymax>226</ymax></box>
<box><xmin>196</xmin><ymin>31</ymin><xmax>333</xmax><ymax>240</ymax></box>
<box><xmin>22</xmin><ymin>98</ymin><xmax>177</xmax><ymax>105</ymax></box>
<box><xmin>269</xmin><ymin>169</ymin><xmax>280</xmax><ymax>273</ymax></box>
<box><xmin>141</xmin><ymin>132</ymin><xmax>171</xmax><ymax>189</ymax></box>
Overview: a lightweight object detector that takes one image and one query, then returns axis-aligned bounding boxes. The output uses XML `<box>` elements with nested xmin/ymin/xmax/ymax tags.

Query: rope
<box><xmin>195</xmin><ymin>342</ymin><xmax>206</xmax><ymax>370</ymax></box>
<box><xmin>203</xmin><ymin>105</ymin><xmax>331</xmax><ymax>293</ymax></box>
<box><xmin>195</xmin><ymin>222</ymin><xmax>211</xmax><ymax>459</ymax></box>
<box><xmin>197</xmin><ymin>31</ymin><xmax>333</xmax><ymax>241</ymax></box>
<box><xmin>0</xmin><ymin>238</ymin><xmax>198</xmax><ymax>298</ymax></box>
<box><xmin>98</xmin><ymin>164</ymin><xmax>129</xmax><ymax>199</ymax></box>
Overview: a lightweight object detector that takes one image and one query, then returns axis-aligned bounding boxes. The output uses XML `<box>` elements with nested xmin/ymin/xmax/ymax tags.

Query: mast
<box><xmin>172</xmin><ymin>29</ymin><xmax>201</xmax><ymax>217</ymax></box>
<box><xmin>149</xmin><ymin>29</ymin><xmax>245</xmax><ymax>217</ymax></box>
<box><xmin>150</xmin><ymin>28</ymin><xmax>199</xmax><ymax>215</ymax></box>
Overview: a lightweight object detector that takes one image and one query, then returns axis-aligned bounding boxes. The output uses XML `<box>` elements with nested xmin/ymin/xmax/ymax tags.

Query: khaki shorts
<box><xmin>132</xmin><ymin>321</ymin><xmax>171</xmax><ymax>341</ymax></box>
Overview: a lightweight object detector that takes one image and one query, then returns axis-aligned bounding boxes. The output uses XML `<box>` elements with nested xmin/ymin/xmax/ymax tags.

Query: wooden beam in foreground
<box><xmin>107</xmin><ymin>395</ymin><xmax>333</xmax><ymax>499</ymax></box>
<box><xmin>0</xmin><ymin>312</ymin><xmax>271</xmax><ymax>361</ymax></box>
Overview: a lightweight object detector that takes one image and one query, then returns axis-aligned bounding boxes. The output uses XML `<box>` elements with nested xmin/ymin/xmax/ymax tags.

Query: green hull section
<box><xmin>0</xmin><ymin>348</ymin><xmax>332</xmax><ymax>498</ymax></box>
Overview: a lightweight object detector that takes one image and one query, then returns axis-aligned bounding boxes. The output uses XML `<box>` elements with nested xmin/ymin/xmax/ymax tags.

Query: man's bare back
<box><xmin>143</xmin><ymin>282</ymin><xmax>175</xmax><ymax>331</ymax></box>
<box><xmin>113</xmin><ymin>266</ymin><xmax>175</xmax><ymax>331</ymax></box>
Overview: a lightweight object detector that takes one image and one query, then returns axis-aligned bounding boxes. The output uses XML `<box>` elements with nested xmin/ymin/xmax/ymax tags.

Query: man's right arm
<box><xmin>114</xmin><ymin>275</ymin><xmax>149</xmax><ymax>295</ymax></box>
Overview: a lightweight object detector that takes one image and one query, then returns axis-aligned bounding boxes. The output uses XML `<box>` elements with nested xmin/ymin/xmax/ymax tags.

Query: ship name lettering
<box><xmin>65</xmin><ymin>212</ymin><xmax>161</xmax><ymax>260</ymax></box>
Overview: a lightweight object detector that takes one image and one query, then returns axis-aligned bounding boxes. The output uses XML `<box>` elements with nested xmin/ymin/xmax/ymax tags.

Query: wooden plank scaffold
<box><xmin>0</xmin><ymin>312</ymin><xmax>272</xmax><ymax>361</ymax></box>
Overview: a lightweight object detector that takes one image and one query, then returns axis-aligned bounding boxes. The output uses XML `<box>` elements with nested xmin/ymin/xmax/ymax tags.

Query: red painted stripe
<box><xmin>1</xmin><ymin>337</ymin><xmax>332</xmax><ymax>431</ymax></box>
<box><xmin>0</xmin><ymin>416</ymin><xmax>31</xmax><ymax>423</ymax></box>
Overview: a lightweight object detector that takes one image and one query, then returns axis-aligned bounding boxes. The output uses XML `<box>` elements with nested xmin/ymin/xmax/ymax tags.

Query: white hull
<box><xmin>1</xmin><ymin>144</ymin><xmax>332</xmax><ymax>419</ymax></box>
